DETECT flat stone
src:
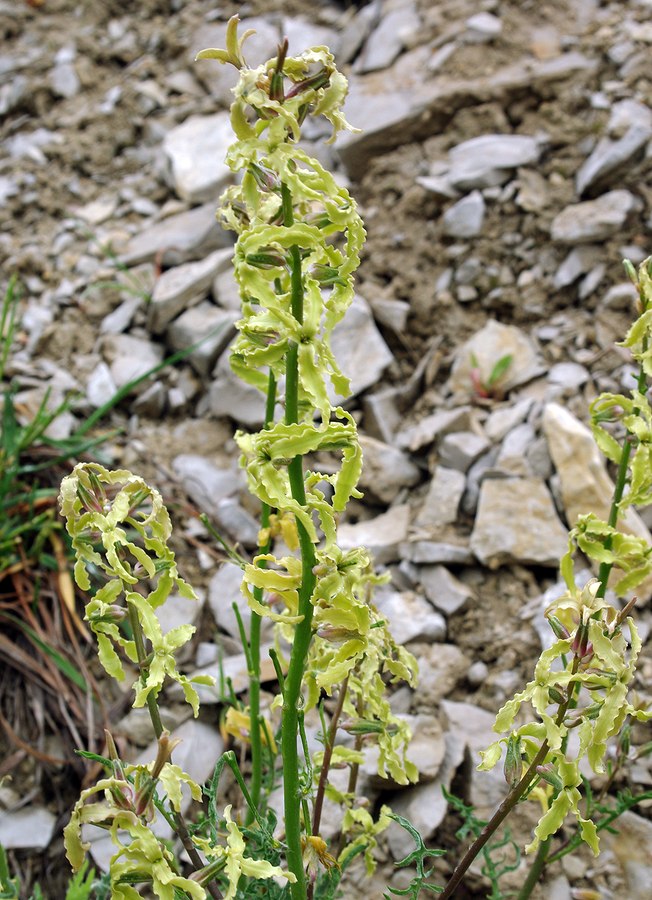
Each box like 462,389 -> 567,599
547,361 -> 589,389
282,17 -> 340,59
415,467 -> 466,528
166,303 -> 237,376
358,434 -> 420,504
163,113 -> 233,204
442,190 -> 486,238
355,3 -> 421,73
86,361 -> 117,408
485,398 -> 534,442
74,196 -> 118,225
209,358 -> 267,427
50,61 -> 80,98
100,296 -> 143,335
330,294 -> 394,399
551,190 -> 640,244
337,53 -> 595,179
101,333 -> 163,389
448,320 -> 543,399
120,203 -> 232,268
369,296 -> 410,332
495,423 -> 536,476
577,100 -> 652,195
400,540 -> 474,565
447,134 -> 543,191
412,641 -> 470,707
149,248 -> 232,333
156,590 -> 203,634
397,406 -> 472,452
554,245 -> 602,289
0,806 -> 56,849
470,477 -> 568,568
464,12 -> 502,43
419,565 -> 473,616
172,454 -> 238,513
132,380 -> 167,418
375,587 -> 446,644
601,811 -> 652,899
338,504 -> 410,565
438,430 -> 490,472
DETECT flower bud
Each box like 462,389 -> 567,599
536,763 -> 563,793
623,258 -> 638,287
547,615 -> 570,641
503,734 -> 522,788
246,251 -> 288,270
310,264 -> 346,287
571,621 -> 591,659
548,686 -> 566,705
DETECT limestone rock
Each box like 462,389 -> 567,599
101,333 -> 163,389
172,454 -> 238,514
355,3 -> 421,73
166,303 -> 237,376
448,320 -> 544,398
438,430 -> 490,472
601,811 -> 652,899
470,477 -> 568,567
121,203 -> 231,267
338,504 -> 410,565
0,805 -> 56,850
208,563 -> 272,642
442,190 -> 486,238
415,467 -> 466,529
162,113 -> 233,204
397,406 -> 473,452
374,587 -> 446,644
577,100 -> 652,195
464,12 -> 502,43
148,248 -> 232,333
447,134 -> 542,190
551,190 -> 640,244
358,434 -> 420,504
330,295 -> 394,399
400,540 -> 474,565
419,565 -> 473,616
412,642 -> 470,706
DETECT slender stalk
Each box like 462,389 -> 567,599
247,370 -> 277,824
517,836 -> 550,900
440,658 -> 580,900
280,182 -> 318,899
312,677 -> 349,836
127,602 -> 223,899
596,346 -> 647,597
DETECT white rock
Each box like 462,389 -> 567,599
554,245 -> 602,289
470,477 -> 568,567
209,562 -> 271,641
397,406 -> 473,452
358,434 -> 420,504
601,811 -> 652,899
464,12 -> 502,43
576,99 -> 652,195
442,190 -> 486,238
495,423 -> 536,476
166,303 -> 237,376
156,590 -> 203,634
551,190 -> 640,244
356,4 -> 421,73
121,203 -> 231,267
413,642 -> 470,705
330,294 -> 394,399
50,61 -> 80,98
447,134 -> 542,190
100,296 -> 143,335
375,588 -> 446,644
338,504 -> 410,565
149,248 -> 232,333
415,467 -> 466,528
485,398 -> 534,442
209,361 -> 267,426
448,320 -> 544,398
163,113 -> 234,204
101,333 -> 163,389
86,361 -> 118,408
547,361 -> 589,389
439,430 -> 490,472
419,565 -> 473,616
400,540 -> 474,565
172,454 -> 238,513
368,296 -> 410,332
0,806 -> 56,849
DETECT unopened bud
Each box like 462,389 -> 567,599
548,686 -> 566,705
89,604 -> 128,624
618,723 -> 631,757
341,719 -> 397,736
503,734 -> 522,789
623,258 -> 638,287
547,615 -> 570,641
571,621 -> 591,659
248,162 -> 279,192
246,251 -> 288,270
285,67 -> 330,99
311,264 -> 346,287
536,763 -> 563,793
151,730 -> 181,779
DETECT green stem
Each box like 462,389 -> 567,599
516,837 -> 550,900
596,349 -> 647,597
247,370 -> 277,824
280,183 -> 317,899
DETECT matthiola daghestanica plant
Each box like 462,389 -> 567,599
57,17 -> 652,900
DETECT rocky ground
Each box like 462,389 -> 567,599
1,0 -> 652,896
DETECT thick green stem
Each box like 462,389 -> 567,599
517,837 -> 550,900
247,371 -> 277,824
280,184 -> 317,899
